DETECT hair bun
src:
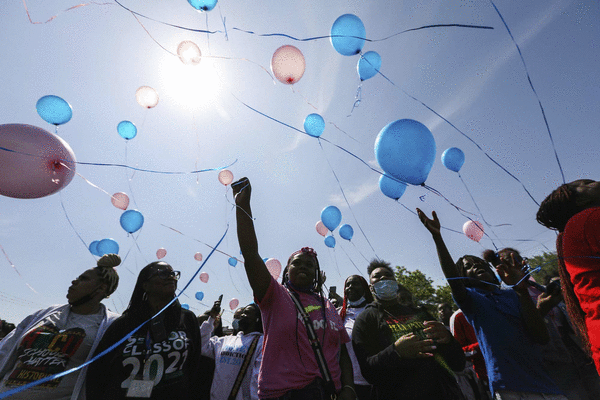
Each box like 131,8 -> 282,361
482,249 -> 498,263
97,253 -> 121,268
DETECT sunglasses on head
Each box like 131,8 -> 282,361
148,269 -> 181,281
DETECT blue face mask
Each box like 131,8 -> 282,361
231,319 -> 240,331
372,280 -> 399,301
348,296 -> 366,307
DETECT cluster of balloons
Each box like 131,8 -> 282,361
89,238 -> 119,256
120,209 -> 144,233
0,123 -> 76,199
375,119 -> 436,186
36,95 -> 73,126
318,206 -> 354,248
271,45 -> 305,85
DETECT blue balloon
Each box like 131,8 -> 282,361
89,240 -> 101,256
117,121 -> 137,140
181,303 -> 190,310
357,51 -> 381,81
120,210 -> 144,233
320,206 -> 342,231
187,0 -> 217,11
195,291 -> 204,301
324,236 -> 336,248
304,113 -> 325,138
330,14 -> 366,56
441,147 -> 465,173
228,257 -> 238,267
379,174 -> 407,200
97,238 -> 119,255
263,257 -> 269,263
339,224 -> 354,240
374,119 -> 436,185
36,95 -> 73,125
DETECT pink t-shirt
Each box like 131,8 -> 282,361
256,277 -> 349,399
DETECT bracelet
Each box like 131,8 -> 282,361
342,385 -> 356,396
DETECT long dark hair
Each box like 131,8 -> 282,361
339,275 -> 373,321
537,182 -> 592,356
455,255 -> 500,287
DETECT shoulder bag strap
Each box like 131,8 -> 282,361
227,334 -> 261,400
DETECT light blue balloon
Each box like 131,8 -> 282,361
320,206 -> 342,231
263,257 -> 269,262
357,51 -> 381,81
187,0 -> 217,11
120,210 -> 144,233
374,119 -> 436,185
441,147 -> 465,173
324,236 -> 336,248
195,291 -> 204,301
330,14 -> 366,56
379,174 -> 407,200
97,238 -> 119,255
36,95 -> 73,125
304,113 -> 325,138
181,303 -> 190,310
89,240 -> 101,256
339,224 -> 354,241
117,121 -> 137,140
228,257 -> 238,267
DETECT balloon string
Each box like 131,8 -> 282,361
159,223 -> 243,262
395,201 -> 464,236
0,224 -> 229,399
21,0 -> 112,24
339,242 -> 368,278
124,142 -> 139,209
0,290 -> 46,309
347,83 -> 362,116
489,0 -> 565,185
0,244 -> 38,294
317,139 -> 379,258
128,11 -> 176,56
59,190 -> 96,261
328,121 -> 362,144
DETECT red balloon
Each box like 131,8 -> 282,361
265,258 -> 282,279
111,192 -> 129,210
194,252 -> 203,262
229,298 -> 239,310
463,220 -> 484,242
156,248 -> 167,259
271,45 -> 306,85
315,221 -> 328,237
218,170 -> 234,186
199,272 -> 209,283
0,124 -> 76,199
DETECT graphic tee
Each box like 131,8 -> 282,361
0,309 -> 103,400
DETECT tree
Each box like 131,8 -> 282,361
394,266 -> 454,313
528,251 -> 559,285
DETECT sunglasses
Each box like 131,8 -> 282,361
147,269 -> 181,281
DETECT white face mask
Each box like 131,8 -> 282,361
372,280 -> 399,301
231,319 -> 240,331
347,296 -> 366,307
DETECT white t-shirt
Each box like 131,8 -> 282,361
0,308 -> 104,400
344,305 -> 369,386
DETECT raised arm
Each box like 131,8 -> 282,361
416,209 -> 468,303
231,177 -> 272,302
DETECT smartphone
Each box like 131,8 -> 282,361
218,294 -> 223,303
328,286 -> 337,299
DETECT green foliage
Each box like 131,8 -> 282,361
394,266 -> 454,312
528,251 -> 559,285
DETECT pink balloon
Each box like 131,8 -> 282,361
111,192 -> 129,210
463,220 -> 484,242
315,221 -> 328,237
265,258 -> 282,279
136,86 -> 159,109
229,298 -> 239,310
218,170 -> 234,186
199,272 -> 209,283
271,45 -> 306,85
0,124 -> 76,199
194,252 -> 203,262
156,248 -> 167,259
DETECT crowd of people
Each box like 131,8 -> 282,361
0,177 -> 599,400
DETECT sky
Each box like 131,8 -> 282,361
1,0 -> 599,326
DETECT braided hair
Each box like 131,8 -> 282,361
95,253 -> 120,297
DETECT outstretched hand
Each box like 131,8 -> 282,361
209,298 -> 222,319
495,252 -> 526,289
231,177 -> 251,206
416,208 -> 441,236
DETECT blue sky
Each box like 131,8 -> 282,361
1,0 -> 599,325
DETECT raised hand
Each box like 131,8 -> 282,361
416,208 -> 441,236
231,177 -> 251,206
